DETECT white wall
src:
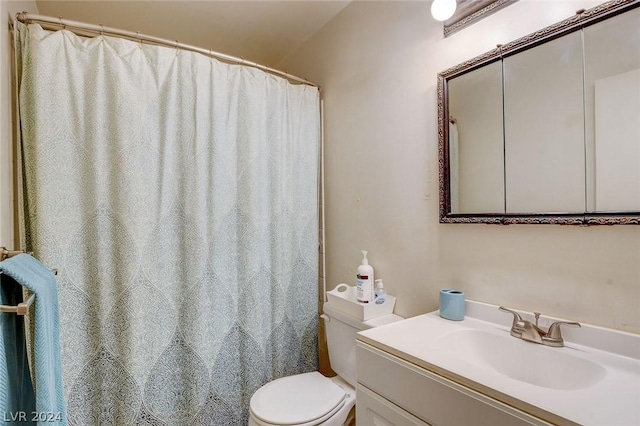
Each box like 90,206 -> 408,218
279,0 -> 640,333
0,0 -> 38,249
584,7 -> 640,212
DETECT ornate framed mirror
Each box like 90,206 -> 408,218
438,0 -> 640,225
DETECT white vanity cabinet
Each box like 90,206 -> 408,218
356,342 -> 552,426
354,301 -> 640,426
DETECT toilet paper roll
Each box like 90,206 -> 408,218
439,289 -> 465,321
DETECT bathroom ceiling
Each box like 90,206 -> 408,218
34,1 -> 351,66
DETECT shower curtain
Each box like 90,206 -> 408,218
15,22 -> 320,425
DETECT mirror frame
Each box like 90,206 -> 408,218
438,0 -> 640,225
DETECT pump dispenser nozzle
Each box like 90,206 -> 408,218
361,250 -> 369,265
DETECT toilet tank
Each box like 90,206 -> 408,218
322,302 -> 403,387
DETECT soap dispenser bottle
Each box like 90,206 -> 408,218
356,250 -> 374,303
374,279 -> 386,304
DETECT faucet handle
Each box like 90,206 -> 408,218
542,321 -> 581,347
498,307 -> 525,337
498,306 -> 523,326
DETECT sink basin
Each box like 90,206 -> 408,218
357,300 -> 640,425
437,329 -> 607,390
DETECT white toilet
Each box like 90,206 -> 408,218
248,302 -> 403,426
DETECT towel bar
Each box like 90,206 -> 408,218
0,246 -> 56,315
1,246 -> 33,260
0,247 -> 57,274
0,293 -> 35,315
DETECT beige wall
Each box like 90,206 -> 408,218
2,0 -> 638,334
0,0 -> 38,249
279,0 -> 640,334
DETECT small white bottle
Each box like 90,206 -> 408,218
374,279 -> 386,304
356,250 -> 374,304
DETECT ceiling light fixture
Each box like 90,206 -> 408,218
431,0 -> 457,21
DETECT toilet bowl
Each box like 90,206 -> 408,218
248,302 -> 403,426
248,372 -> 355,426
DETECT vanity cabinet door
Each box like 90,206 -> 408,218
356,385 -> 431,426
356,342 -> 553,426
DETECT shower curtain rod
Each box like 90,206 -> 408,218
14,12 -> 320,89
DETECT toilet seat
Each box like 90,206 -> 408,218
250,372 -> 347,425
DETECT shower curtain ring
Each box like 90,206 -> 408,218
137,31 -> 142,47
58,16 -> 65,30
100,24 -> 104,36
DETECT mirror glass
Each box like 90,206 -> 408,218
503,31 -> 586,214
448,61 -> 504,214
438,1 -> 640,224
583,6 -> 640,213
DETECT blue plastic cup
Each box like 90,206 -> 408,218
439,289 -> 465,321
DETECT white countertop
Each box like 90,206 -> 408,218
357,300 -> 640,426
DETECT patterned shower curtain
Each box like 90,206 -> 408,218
15,22 -> 319,425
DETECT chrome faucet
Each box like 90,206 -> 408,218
499,306 -> 581,347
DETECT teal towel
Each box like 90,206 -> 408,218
1,274 -> 36,425
0,255 -> 67,426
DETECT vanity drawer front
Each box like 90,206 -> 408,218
356,385 -> 431,426
356,342 -> 551,426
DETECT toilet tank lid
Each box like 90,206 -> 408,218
323,302 -> 403,330
365,312 -> 405,327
